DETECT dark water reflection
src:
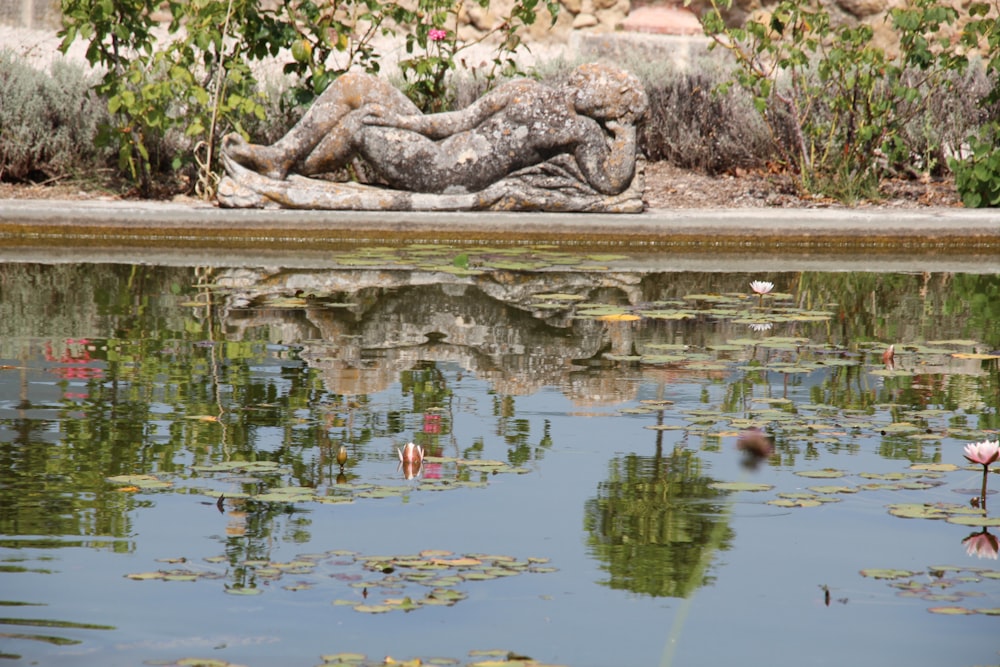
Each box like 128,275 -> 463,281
0,260 -> 998,666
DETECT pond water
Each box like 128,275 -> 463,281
1,247 -> 999,667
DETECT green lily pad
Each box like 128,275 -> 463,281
860,569 -> 917,580
909,463 -> 959,472
768,498 -> 823,508
809,485 -> 857,494
354,604 -> 393,613
927,606 -> 975,615
224,587 -> 262,596
795,469 -> 846,479
708,482 -> 774,492
887,503 -> 975,520
320,652 -> 367,663
105,474 -> 173,489
945,515 -> 1000,527
926,339 -> 979,346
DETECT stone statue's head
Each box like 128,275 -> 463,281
567,63 -> 649,125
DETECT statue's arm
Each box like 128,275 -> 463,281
364,81 -> 533,139
573,120 -> 638,196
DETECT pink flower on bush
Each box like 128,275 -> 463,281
963,439 -> 1000,466
428,28 -> 447,41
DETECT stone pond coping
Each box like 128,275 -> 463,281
0,199 -> 997,273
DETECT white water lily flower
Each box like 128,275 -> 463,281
749,280 -> 774,296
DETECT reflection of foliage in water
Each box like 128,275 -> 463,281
0,263 -> 996,571
583,447 -> 733,598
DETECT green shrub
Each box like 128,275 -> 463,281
0,51 -> 111,182
950,2 -> 1000,206
59,0 -> 560,197
950,127 -> 1000,207
532,54 -> 777,175
700,0 -> 968,202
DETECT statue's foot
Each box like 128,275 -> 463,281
222,133 -> 290,181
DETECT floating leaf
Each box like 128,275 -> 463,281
223,587 -> 262,596
354,604 -> 393,613
860,569 -> 916,580
320,652 -> 366,663
708,482 -> 774,492
809,485 -> 857,494
945,515 -> 1000,527
927,606 -> 974,615
879,423 -> 922,434
768,498 -> 822,508
795,469 -> 846,479
105,474 -> 172,489
887,503 -> 977,520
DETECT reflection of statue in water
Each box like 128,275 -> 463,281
218,63 -> 649,212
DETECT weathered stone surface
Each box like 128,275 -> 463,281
834,0 -> 888,18
219,64 -> 648,213
218,153 -> 646,212
619,5 -> 704,35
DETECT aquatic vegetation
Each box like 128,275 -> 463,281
860,563 -> 1000,616
963,439 -> 1000,508
125,549 -> 556,615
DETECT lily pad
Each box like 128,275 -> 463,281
708,482 -> 774,492
354,604 -> 393,613
320,652 -> 367,663
909,463 -> 959,472
887,503 -> 977,520
794,469 -> 846,479
945,515 -> 1000,527
860,569 -> 917,580
768,498 -> 822,508
927,606 -> 974,615
105,474 -> 172,489
809,485 -> 857,494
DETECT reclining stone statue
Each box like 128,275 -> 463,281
217,63 -> 648,212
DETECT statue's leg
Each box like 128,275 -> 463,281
297,108 -> 367,176
297,85 -> 423,177
223,73 -> 418,180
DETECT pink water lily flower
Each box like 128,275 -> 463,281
749,280 -> 774,296
963,530 -> 999,560
398,442 -> 424,464
963,439 -> 1000,466
428,28 -> 447,41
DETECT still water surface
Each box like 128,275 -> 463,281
1,251 -> 998,667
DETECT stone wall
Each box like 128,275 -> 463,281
5,0 -> 982,56
0,0 -> 61,29
686,0 -> 979,55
